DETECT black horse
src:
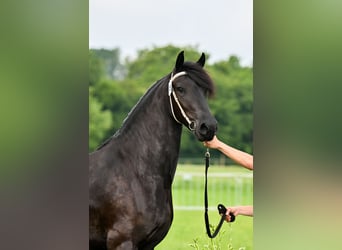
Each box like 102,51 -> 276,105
89,51 -> 217,250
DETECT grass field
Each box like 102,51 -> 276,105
156,210 -> 253,250
156,165 -> 253,250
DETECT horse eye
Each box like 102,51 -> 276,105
176,87 -> 185,94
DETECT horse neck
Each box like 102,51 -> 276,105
116,79 -> 182,177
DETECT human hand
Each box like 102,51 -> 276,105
203,135 -> 220,149
225,207 -> 238,222
225,205 -> 253,222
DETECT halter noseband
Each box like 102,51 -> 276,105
168,71 -> 196,131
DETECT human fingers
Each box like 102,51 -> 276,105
225,208 -> 232,222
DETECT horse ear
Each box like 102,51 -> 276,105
175,51 -> 184,72
197,53 -> 205,67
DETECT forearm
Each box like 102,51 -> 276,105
231,205 -> 253,217
217,141 -> 253,170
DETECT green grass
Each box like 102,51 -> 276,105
156,164 -> 253,249
156,210 -> 253,250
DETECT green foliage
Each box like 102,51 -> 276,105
90,48 -> 126,80
89,87 -> 113,151
89,45 -> 253,157
207,61 -> 253,154
91,79 -> 144,141
126,45 -> 207,85
89,50 -> 104,86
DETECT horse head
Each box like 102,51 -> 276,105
168,51 -> 217,141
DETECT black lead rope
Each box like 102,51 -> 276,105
204,148 -> 235,238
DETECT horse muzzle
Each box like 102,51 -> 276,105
194,119 -> 217,142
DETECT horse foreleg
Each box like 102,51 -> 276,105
109,240 -> 136,250
106,229 -> 137,250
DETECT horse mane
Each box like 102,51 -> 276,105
175,61 -> 215,98
94,76 -> 168,151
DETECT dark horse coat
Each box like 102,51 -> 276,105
89,51 -> 217,250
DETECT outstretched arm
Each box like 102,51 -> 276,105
204,135 -> 253,170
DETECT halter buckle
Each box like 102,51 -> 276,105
189,121 -> 196,131
205,148 -> 210,158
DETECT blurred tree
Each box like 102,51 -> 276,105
126,45 -> 207,85
91,48 -> 126,80
89,87 -> 113,151
89,50 -> 104,86
208,58 -> 253,154
91,79 -> 143,140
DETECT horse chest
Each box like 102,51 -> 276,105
123,176 -> 173,248
130,174 -> 173,210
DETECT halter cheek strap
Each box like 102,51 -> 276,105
168,71 -> 196,131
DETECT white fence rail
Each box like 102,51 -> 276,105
172,172 -> 253,211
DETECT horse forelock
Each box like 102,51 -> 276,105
176,62 -> 215,98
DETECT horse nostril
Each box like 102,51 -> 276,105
198,121 -> 217,141
199,123 -> 209,135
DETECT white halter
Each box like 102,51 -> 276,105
168,71 -> 196,131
